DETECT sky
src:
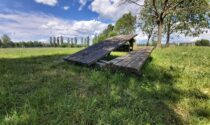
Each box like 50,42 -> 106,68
0,0 -> 209,43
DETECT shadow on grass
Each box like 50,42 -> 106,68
0,54 -> 209,124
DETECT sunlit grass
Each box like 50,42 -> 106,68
0,47 -> 209,125
0,48 -> 82,58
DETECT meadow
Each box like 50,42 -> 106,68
0,47 -> 209,125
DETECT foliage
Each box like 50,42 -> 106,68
103,24 -> 115,36
92,24 -> 116,44
92,34 -> 106,44
0,34 -> 89,48
93,13 -> 136,44
15,41 -> 50,47
195,39 -> 210,46
1,34 -> 11,45
0,34 -> 14,47
114,12 -> 136,35
126,0 -> 209,48
139,8 -> 156,46
151,40 -> 158,46
0,47 -> 209,124
0,39 -> 2,47
108,31 -> 118,37
171,0 -> 209,41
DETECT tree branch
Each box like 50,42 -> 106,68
152,0 -> 159,17
119,0 -> 144,7
163,0 -> 169,11
163,0 -> 184,18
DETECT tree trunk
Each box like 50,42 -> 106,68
166,31 -> 171,47
166,19 -> 171,47
147,35 -> 151,46
157,20 -> 163,48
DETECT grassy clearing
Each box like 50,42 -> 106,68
0,47 -> 209,125
0,48 -> 82,58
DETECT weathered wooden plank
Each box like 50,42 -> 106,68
109,55 -> 128,65
84,40 -> 129,65
113,50 -> 143,67
126,52 -> 150,68
126,55 -> 148,70
64,34 -> 137,65
82,49 -> 107,65
108,47 -> 154,74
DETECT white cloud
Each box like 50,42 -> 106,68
63,6 -> 70,10
79,0 -> 87,11
34,0 -> 58,6
90,0 -> 144,20
0,11 -> 107,42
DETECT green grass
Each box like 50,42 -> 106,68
0,47 -> 209,125
0,48 -> 82,58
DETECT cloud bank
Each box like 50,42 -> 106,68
90,0 -> 144,20
0,11 -> 107,41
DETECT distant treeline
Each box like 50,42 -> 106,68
0,34 -> 90,48
137,39 -> 210,47
49,36 -> 90,47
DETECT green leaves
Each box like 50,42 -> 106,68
93,13 -> 136,44
114,13 -> 136,35
139,0 -> 209,46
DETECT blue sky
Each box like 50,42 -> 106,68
0,0 -> 125,41
0,0 -> 209,43
0,0 -> 98,21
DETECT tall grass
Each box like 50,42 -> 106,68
0,47 -> 209,125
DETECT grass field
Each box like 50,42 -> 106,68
0,47 -> 209,125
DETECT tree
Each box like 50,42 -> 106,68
93,13 -> 136,44
67,38 -> 70,44
114,12 -> 136,35
92,34 -> 107,44
141,0 -> 185,48
122,0 -> 209,48
57,37 -> 60,46
140,10 -> 156,46
0,39 -> 2,47
60,36 -> 64,45
86,36 -> 90,46
71,38 -> 74,45
74,37 -> 77,45
81,37 -> 84,45
92,24 -> 116,44
103,24 -> 115,36
49,37 -> 53,46
164,1 -> 209,47
53,37 -> 57,46
1,34 -> 11,47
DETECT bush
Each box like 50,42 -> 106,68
195,39 -> 210,46
92,34 -> 107,44
60,44 -> 69,48
151,41 -> 157,46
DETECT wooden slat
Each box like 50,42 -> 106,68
64,34 -> 137,65
109,47 -> 154,74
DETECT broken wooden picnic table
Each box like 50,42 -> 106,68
64,34 -> 137,66
64,34 -> 154,75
